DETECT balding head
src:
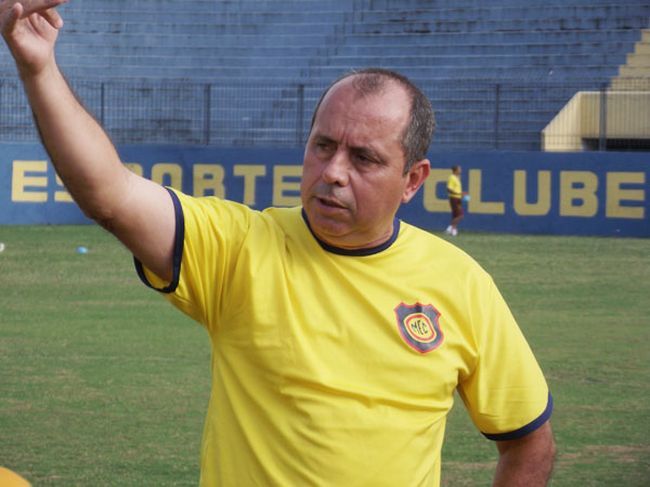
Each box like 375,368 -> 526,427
310,68 -> 436,172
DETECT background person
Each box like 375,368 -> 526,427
445,164 -> 466,236
1,1 -> 556,485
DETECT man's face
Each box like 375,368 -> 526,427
301,77 -> 428,249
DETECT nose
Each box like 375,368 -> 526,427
321,149 -> 350,186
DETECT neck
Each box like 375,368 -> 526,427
301,210 -> 400,256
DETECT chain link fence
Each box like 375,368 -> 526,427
1,77 -> 648,151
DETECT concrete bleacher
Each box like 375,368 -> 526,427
0,0 -> 648,150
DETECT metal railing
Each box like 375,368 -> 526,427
1,77 -> 648,151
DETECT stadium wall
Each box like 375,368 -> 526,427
1,143 -> 648,237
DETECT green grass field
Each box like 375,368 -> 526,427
1,225 -> 648,486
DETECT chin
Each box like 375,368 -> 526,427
306,209 -> 351,240
312,215 -> 349,236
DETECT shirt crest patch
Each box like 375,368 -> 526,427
394,302 -> 444,354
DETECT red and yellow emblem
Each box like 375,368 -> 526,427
394,302 -> 444,353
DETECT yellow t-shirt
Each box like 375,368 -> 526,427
447,174 -> 462,199
137,189 -> 552,487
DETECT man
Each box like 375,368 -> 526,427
1,1 -> 556,485
445,164 -> 465,236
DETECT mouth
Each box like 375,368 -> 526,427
316,196 -> 347,210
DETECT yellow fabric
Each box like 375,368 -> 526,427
0,467 -> 31,487
141,189 -> 550,487
447,174 -> 462,199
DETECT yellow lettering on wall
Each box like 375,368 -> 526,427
54,174 -> 73,202
11,160 -> 48,202
560,171 -> 598,217
273,165 -> 302,207
234,164 -> 266,206
152,163 -> 183,189
422,169 -> 450,212
513,170 -> 551,216
193,164 -> 225,198
606,172 -> 645,219
124,163 -> 144,177
468,169 -> 505,214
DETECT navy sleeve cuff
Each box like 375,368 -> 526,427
483,392 -> 554,441
134,187 -> 185,294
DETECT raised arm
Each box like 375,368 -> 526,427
493,421 -> 556,487
1,0 -> 175,281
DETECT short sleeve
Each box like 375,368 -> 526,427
134,188 -> 254,331
457,277 -> 552,440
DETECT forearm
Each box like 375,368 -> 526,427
21,60 -> 131,223
4,1 -> 175,280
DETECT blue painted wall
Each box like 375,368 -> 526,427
2,143 -> 648,237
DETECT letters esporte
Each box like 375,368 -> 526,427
11,158 -> 646,221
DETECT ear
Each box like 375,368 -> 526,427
401,159 -> 431,203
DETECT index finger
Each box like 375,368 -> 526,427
3,0 -> 68,18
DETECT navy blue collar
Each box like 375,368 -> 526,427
301,208 -> 400,256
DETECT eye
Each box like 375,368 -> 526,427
313,138 -> 333,153
353,151 -> 376,166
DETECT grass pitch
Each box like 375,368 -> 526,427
0,225 -> 648,486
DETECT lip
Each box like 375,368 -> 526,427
313,196 -> 350,216
317,196 -> 346,209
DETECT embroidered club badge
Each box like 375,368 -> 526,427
394,302 -> 444,353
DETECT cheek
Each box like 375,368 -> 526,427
300,157 -> 318,192
355,177 -> 406,214
352,180 -> 385,211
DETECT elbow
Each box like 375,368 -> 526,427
546,433 -> 558,471
82,201 -> 125,234
494,421 -> 557,485
79,203 -> 118,232
78,174 -> 133,231
93,213 -> 119,233
539,420 -> 557,467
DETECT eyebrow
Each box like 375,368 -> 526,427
350,145 -> 385,164
312,133 -> 386,165
313,134 -> 335,144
